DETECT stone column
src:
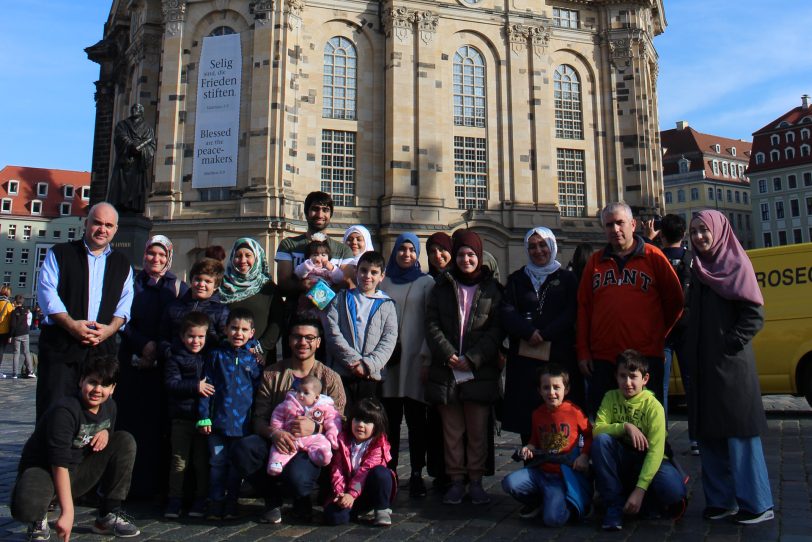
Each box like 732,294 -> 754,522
150,0 -> 188,219
504,23 -> 536,206
413,10 -> 443,207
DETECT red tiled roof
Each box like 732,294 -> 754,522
748,104 -> 812,173
0,165 -> 91,219
752,106 -> 812,135
660,126 -> 751,183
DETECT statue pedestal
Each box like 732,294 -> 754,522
112,215 -> 153,268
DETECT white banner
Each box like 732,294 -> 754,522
192,33 -> 242,188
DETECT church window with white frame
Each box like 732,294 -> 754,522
323,37 -> 357,120
554,65 -> 582,139
453,46 -> 486,128
320,130 -> 356,207
556,148 -> 586,217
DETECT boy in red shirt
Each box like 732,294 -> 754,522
501,364 -> 592,526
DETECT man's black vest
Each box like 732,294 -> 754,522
41,240 -> 131,356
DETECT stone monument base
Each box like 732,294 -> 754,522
112,215 -> 153,268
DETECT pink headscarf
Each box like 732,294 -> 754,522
691,210 -> 763,306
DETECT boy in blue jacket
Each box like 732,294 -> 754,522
198,308 -> 262,519
164,311 -> 214,519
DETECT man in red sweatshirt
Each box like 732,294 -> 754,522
576,202 -> 683,417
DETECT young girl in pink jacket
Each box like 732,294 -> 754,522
323,398 -> 397,527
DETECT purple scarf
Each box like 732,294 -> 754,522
691,210 -> 763,306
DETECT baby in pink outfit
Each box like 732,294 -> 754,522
267,375 -> 341,475
294,234 -> 345,286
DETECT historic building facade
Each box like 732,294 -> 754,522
88,0 -> 667,277
660,121 -> 753,248
749,95 -> 812,248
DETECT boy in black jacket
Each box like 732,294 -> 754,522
164,311 -> 214,518
11,355 -> 139,540
9,295 -> 35,378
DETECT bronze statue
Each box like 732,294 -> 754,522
107,103 -> 156,214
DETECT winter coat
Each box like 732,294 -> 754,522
424,270 -> 505,405
500,268 -> 578,434
226,281 -> 285,361
9,306 -> 31,337
328,432 -> 397,501
380,275 -> 435,401
325,289 -> 398,381
683,276 -> 767,439
164,338 -> 206,420
271,391 -> 341,448
198,340 -> 263,437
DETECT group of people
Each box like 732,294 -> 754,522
8,192 -> 774,540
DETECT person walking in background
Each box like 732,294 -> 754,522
684,210 -> 774,525
9,296 -> 34,378
566,243 -> 593,285
0,286 -> 15,377
500,227 -> 580,443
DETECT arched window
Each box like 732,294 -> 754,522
677,189 -> 685,202
786,147 -> 795,159
665,191 -> 672,204
554,65 -> 582,139
801,144 -> 811,157
209,26 -> 236,36
453,46 -> 486,127
771,134 -> 780,146
801,128 -> 810,140
755,152 -> 765,164
323,37 -> 357,120
786,131 -> 795,143
770,149 -> 780,162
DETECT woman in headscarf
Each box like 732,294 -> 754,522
116,235 -> 189,498
380,233 -> 437,497
219,237 -> 284,363
425,230 -> 504,506
342,225 -> 374,263
499,227 -> 580,443
683,210 -> 773,525
426,232 -> 453,278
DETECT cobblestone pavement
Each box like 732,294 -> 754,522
1,349 -> 811,540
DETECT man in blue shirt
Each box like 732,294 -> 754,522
36,202 -> 134,419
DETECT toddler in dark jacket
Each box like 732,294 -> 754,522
163,311 -> 213,519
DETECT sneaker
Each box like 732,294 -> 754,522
27,373 -> 37,379
11,375 -> 18,379
224,500 -> 240,520
188,497 -> 207,518
602,507 -> 623,531
518,504 -> 541,519
703,506 -> 739,520
409,474 -> 427,498
27,518 -> 50,541
164,497 -> 183,519
690,441 -> 700,456
357,509 -> 375,522
92,511 -> 141,537
468,479 -> 491,505
373,508 -> 392,527
442,481 -> 465,505
731,509 -> 774,525
206,500 -> 225,520
259,505 -> 282,524
0,373 -> 6,379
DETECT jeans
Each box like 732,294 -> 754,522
208,432 -> 242,502
699,436 -> 773,514
230,435 -> 321,510
12,335 -> 34,376
501,468 -> 570,526
11,431 -> 136,522
591,433 -> 686,514
322,466 -> 393,525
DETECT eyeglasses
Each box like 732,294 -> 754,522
290,334 -> 319,343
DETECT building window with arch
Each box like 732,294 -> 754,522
691,187 -> 699,200
554,65 -> 582,139
454,136 -> 488,210
453,46 -> 486,128
731,147 -> 737,156
770,149 -> 780,162
743,192 -> 749,204
556,148 -> 586,217
209,26 -> 236,36
786,131 -> 795,143
320,130 -> 356,207
801,144 -> 811,157
708,187 -> 714,200
802,128 -> 811,140
722,162 -> 729,176
711,160 -> 719,175
755,152 -> 765,164
323,37 -> 357,120
714,144 -> 721,153
678,156 -> 690,174
677,189 -> 685,202
770,134 -> 780,145
786,147 -> 795,159
665,191 -> 672,204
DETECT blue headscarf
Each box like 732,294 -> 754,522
385,233 -> 425,284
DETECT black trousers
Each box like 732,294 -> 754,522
11,431 -> 136,522
382,397 -> 431,472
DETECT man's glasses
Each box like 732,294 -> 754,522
291,334 -> 319,343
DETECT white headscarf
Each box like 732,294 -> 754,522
523,227 -> 561,291
342,225 -> 374,264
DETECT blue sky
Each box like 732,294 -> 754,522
1,1 -> 811,171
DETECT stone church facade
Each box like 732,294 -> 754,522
88,0 -> 666,277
